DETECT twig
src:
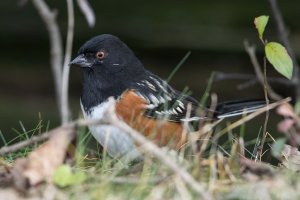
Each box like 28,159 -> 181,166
107,176 -> 168,185
268,0 -> 300,103
257,57 -> 270,161
61,0 -> 75,124
0,119 -> 100,155
214,72 -> 292,86
237,79 -> 258,90
268,0 -> 299,85
31,0 -> 63,110
244,41 -> 282,101
0,130 -> 52,155
76,0 -> 96,27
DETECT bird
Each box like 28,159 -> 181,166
70,34 -> 265,161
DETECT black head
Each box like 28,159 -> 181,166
70,34 -> 146,111
70,34 -> 145,74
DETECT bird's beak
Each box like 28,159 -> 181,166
69,54 -> 92,68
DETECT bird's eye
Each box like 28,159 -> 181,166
96,51 -> 105,59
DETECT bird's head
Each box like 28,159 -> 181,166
70,34 -> 145,79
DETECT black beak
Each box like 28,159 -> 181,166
69,54 -> 92,68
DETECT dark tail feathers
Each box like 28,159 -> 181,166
214,100 -> 266,119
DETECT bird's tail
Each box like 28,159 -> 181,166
214,100 -> 266,119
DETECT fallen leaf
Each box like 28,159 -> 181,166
281,144 -> 300,171
276,103 -> 296,118
240,158 -> 274,180
0,159 -> 13,187
277,119 -> 294,133
12,126 -> 76,191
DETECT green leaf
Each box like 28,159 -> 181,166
53,165 -> 73,187
265,42 -> 293,79
53,164 -> 86,187
254,15 -> 269,42
271,137 -> 286,158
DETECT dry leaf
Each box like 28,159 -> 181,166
281,144 -> 300,171
0,159 -> 13,187
276,103 -> 297,134
277,118 -> 295,133
240,158 -> 274,180
12,126 -> 75,191
276,103 -> 296,118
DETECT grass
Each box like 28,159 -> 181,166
2,115 -> 300,200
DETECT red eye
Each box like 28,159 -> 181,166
96,51 -> 105,59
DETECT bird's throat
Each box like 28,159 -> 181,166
81,70 -> 127,113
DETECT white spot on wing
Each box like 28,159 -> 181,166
176,106 -> 183,113
149,76 -> 168,93
142,80 -> 157,91
181,117 -> 203,122
149,94 -> 159,104
172,108 -> 178,115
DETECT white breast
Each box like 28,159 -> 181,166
80,100 -> 141,162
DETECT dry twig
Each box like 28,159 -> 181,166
268,0 -> 299,84
244,41 -> 282,101
61,0 -> 75,124
31,0 -> 63,110
214,72 -> 291,87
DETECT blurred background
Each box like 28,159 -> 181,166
0,0 -> 299,146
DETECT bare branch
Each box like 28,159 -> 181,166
32,0 -> 63,110
268,0 -> 299,99
257,57 -> 270,161
76,0 -> 96,27
0,131 -> 51,156
244,41 -> 282,101
214,72 -> 292,86
61,0 -> 75,124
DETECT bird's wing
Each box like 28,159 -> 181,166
131,72 -> 206,122
131,71 -> 266,123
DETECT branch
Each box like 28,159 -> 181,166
268,0 -> 300,98
0,118 -> 102,156
76,0 -> 95,27
244,41 -> 282,101
0,131 -> 51,156
61,0 -> 75,124
214,72 -> 291,86
32,0 -> 63,110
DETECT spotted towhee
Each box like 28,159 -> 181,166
70,34 -> 265,161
